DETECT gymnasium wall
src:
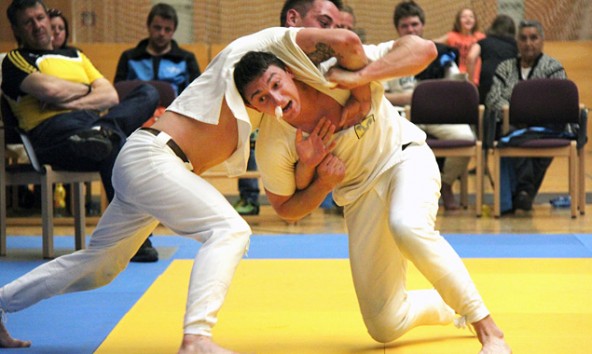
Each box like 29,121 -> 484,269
1,0 -> 591,44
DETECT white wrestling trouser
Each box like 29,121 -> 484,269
344,143 -> 489,343
0,129 -> 251,336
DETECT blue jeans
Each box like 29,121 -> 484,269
499,158 -> 516,213
28,83 -> 159,201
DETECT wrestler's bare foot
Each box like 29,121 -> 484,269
178,334 -> 239,354
441,183 -> 460,210
0,320 -> 31,348
472,315 -> 511,354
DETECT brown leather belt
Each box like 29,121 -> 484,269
141,127 -> 189,163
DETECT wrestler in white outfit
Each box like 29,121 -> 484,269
0,27 -> 305,339
253,32 -> 489,342
0,26 -> 489,346
0,128 -> 251,336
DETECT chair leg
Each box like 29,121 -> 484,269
493,150 -> 501,218
475,147 -> 483,217
73,182 -> 86,250
459,170 -> 469,208
100,184 -> 108,213
578,149 -> 586,215
569,145 -> 577,218
41,177 -> 55,259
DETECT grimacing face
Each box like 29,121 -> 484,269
243,65 -> 301,120
13,3 -> 53,50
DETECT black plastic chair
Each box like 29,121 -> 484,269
114,80 -> 177,107
406,79 -> 485,216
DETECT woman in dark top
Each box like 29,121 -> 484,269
467,14 -> 518,103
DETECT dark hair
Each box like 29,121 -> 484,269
147,3 -> 178,30
452,7 -> 479,33
339,4 -> 355,30
280,0 -> 343,27
393,0 -> 425,28
341,4 -> 354,17
519,19 -> 544,39
48,8 -> 69,48
487,14 -> 515,38
7,0 -> 47,26
234,51 -> 288,103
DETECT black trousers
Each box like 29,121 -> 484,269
513,157 -> 553,198
28,84 -> 159,201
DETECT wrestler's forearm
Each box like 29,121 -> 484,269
295,162 -> 316,190
296,28 -> 367,70
360,35 -> 437,82
267,180 -> 333,222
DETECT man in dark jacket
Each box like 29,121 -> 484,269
114,3 -> 201,96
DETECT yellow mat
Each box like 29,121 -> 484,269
96,258 -> 592,354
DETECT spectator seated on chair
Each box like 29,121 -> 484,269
114,3 -> 201,96
485,19 -> 568,214
2,1 -> 160,258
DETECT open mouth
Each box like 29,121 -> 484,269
283,101 -> 293,114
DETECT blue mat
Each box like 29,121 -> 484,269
6,233 -> 592,260
1,233 -> 591,353
172,233 -> 592,259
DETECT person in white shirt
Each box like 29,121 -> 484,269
232,30 -> 510,353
